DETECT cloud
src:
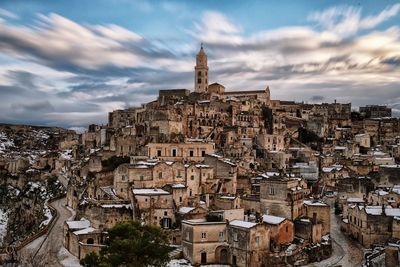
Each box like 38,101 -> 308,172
0,8 -> 18,20
0,4 -> 399,128
0,13 -> 187,74
191,11 -> 243,45
308,3 -> 400,38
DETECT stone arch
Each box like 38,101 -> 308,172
215,245 -> 230,264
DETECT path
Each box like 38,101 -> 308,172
18,174 -> 81,267
306,197 -> 363,267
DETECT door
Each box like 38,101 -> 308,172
201,252 -> 207,264
232,255 -> 237,266
220,249 -> 228,264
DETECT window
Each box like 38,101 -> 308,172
157,150 -> 162,157
201,232 -> 207,239
269,187 -> 275,195
255,236 -> 260,247
234,232 -> 238,242
219,231 -> 224,240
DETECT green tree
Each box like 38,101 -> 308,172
80,220 -> 172,267
80,252 -> 100,267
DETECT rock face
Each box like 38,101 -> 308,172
0,124 -> 69,247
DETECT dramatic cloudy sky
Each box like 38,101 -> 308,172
0,0 -> 400,129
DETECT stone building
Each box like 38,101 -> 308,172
260,176 -> 308,220
146,141 -> 215,162
181,219 -> 228,265
131,188 -> 175,229
64,218 -> 105,260
194,44 -> 209,93
360,105 -> 392,119
345,205 -> 400,247
228,220 -> 270,267
262,214 -> 294,251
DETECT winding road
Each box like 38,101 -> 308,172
18,175 -> 81,267
306,198 -> 364,267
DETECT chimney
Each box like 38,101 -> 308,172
312,212 -> 317,224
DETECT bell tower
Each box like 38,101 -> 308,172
194,43 -> 209,93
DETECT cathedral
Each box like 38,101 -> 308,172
193,44 -> 271,105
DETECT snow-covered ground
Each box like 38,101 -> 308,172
40,205 -> 53,228
168,259 -> 229,267
0,132 -> 15,154
58,246 -> 82,267
0,209 -> 8,246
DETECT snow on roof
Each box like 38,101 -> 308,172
100,204 -> 131,209
179,207 -> 195,214
219,196 -> 236,200
322,167 -> 334,173
229,220 -> 257,229
132,188 -> 170,195
66,218 -> 90,230
222,160 -> 236,166
195,164 -> 210,168
73,227 -> 97,235
380,164 -> 400,168
303,200 -> 329,207
385,208 -> 400,217
372,151 -> 386,156
171,183 -> 186,189
208,153 -> 222,158
376,190 -> 389,196
100,186 -> 119,199
363,206 -> 400,217
262,214 -> 285,225
347,198 -> 365,203
186,138 -> 205,142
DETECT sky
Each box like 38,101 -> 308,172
0,0 -> 400,129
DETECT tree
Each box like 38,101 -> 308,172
80,220 -> 172,267
80,252 -> 100,267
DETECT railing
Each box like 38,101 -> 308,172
0,193 -> 66,262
